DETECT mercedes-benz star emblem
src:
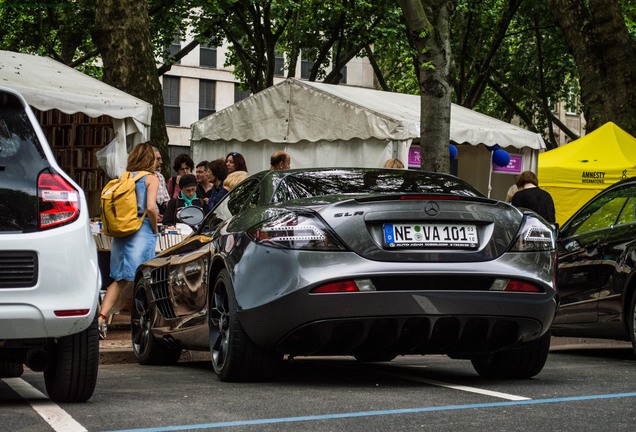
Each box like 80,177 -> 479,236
424,201 -> 440,216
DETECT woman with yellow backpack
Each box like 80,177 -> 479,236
98,142 -> 159,339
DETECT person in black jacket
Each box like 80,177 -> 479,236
163,174 -> 204,226
511,170 -> 556,223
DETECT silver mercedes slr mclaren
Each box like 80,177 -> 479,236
133,168 -> 557,381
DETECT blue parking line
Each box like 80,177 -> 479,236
104,392 -> 636,432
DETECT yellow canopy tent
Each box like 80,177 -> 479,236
538,122 -> 636,225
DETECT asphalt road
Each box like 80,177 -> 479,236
1,337 -> 635,432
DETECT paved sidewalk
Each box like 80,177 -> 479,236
99,313 -> 135,365
99,313 -> 210,365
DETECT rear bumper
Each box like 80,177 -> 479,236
0,217 -> 100,340
240,288 -> 556,355
234,246 -> 557,354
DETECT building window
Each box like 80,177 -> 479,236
200,45 -> 217,68
274,49 -> 285,77
565,90 -> 578,115
339,65 -> 347,84
234,84 -> 251,103
163,76 -> 180,125
199,80 -> 216,119
301,54 -> 314,79
165,35 -> 181,65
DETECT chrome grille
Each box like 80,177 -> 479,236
150,266 -> 176,319
0,251 -> 38,288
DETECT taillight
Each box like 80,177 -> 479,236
38,172 -> 80,229
311,281 -> 359,293
310,279 -> 376,294
510,215 -> 555,252
248,212 -> 345,250
54,309 -> 90,317
490,278 -> 543,293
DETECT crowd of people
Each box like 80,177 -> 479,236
154,150 -> 291,228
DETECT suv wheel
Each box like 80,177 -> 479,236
44,317 -> 99,403
0,360 -> 24,378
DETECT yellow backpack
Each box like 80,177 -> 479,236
100,171 -> 150,238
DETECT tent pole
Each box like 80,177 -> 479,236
488,152 -> 493,198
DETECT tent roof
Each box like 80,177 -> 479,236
0,50 -> 152,126
538,122 -> 636,225
539,122 -> 636,172
191,78 -> 545,151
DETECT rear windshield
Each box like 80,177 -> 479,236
0,91 -> 49,232
273,169 -> 484,202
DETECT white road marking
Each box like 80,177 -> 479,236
2,378 -> 88,432
387,373 -> 531,400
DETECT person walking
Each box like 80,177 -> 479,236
98,142 -> 159,339
511,170 -> 556,223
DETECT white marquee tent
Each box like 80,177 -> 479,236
0,50 -> 153,177
191,78 -> 546,198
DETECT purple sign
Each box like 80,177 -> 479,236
493,154 -> 523,174
408,145 -> 421,168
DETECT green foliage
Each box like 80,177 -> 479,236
451,0 -> 577,136
621,0 -> 636,35
0,0 -> 629,144
198,0 -> 400,92
0,0 -> 98,74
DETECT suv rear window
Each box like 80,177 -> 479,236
0,91 -> 49,232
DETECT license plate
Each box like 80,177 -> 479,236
383,223 -> 478,248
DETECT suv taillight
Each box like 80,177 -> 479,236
38,172 -> 80,229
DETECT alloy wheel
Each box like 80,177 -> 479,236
210,283 -> 230,370
132,288 -> 151,356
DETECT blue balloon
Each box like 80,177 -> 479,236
449,144 -> 458,160
492,149 -> 510,167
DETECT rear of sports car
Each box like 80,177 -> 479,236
0,87 -> 100,402
231,170 -> 557,379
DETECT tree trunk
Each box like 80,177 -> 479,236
547,0 -> 636,135
398,0 -> 455,173
93,0 -> 169,162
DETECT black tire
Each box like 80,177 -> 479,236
471,332 -> 551,379
131,280 -> 182,365
43,317 -> 99,403
628,294 -> 636,357
209,269 -> 282,382
0,360 -> 24,378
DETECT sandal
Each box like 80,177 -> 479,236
98,314 -> 108,340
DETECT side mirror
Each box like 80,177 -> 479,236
176,206 -> 205,226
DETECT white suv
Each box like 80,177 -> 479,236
0,86 -> 100,402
